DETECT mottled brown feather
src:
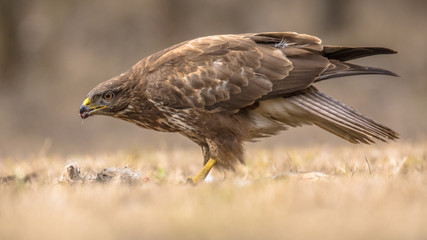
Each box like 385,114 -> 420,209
83,32 -> 399,170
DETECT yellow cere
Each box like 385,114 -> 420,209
83,98 -> 90,106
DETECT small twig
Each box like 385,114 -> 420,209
393,157 -> 407,175
364,156 -> 372,175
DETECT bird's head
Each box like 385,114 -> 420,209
80,74 -> 136,119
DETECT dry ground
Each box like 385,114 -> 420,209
0,141 -> 426,240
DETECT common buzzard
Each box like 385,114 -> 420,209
80,32 -> 398,183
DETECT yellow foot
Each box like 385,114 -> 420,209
186,158 -> 216,185
186,177 -> 197,184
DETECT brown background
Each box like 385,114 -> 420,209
0,0 -> 426,156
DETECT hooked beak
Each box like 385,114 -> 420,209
79,98 -> 106,119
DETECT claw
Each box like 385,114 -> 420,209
186,177 -> 196,185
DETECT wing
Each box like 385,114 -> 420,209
143,32 -> 329,112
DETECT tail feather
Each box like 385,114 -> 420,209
250,87 -> 399,144
291,88 -> 398,143
288,87 -> 399,143
312,91 -> 394,139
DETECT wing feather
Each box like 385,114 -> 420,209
144,32 -> 326,111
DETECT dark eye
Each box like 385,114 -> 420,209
103,91 -> 114,100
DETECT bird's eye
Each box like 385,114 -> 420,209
103,92 -> 114,100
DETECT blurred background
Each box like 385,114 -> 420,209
0,0 -> 426,157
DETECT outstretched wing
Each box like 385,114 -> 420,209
143,32 -> 329,112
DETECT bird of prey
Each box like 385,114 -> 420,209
80,32 -> 398,183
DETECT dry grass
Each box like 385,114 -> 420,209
0,141 -> 426,240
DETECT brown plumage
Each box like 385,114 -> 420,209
80,32 -> 398,179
